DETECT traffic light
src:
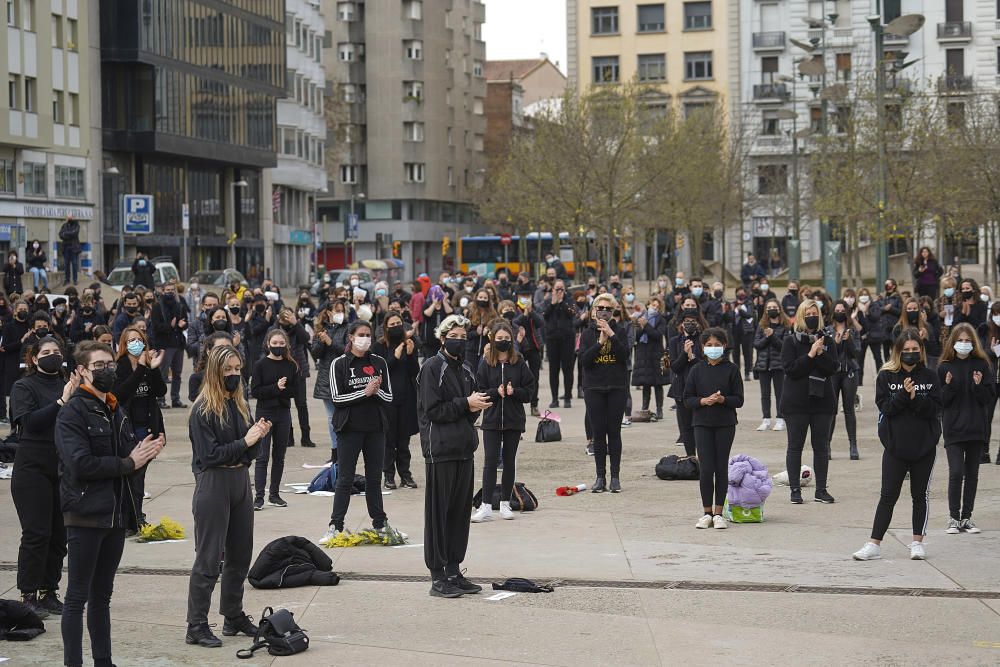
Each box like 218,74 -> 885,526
442,236 -> 450,256
392,240 -> 401,258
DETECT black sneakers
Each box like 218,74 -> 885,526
790,488 -> 803,504
562,398 -> 571,409
814,489 -> 836,504
449,574 -> 483,594
592,477 -> 607,493
37,590 -> 64,615
19,592 -> 50,620
253,497 -> 264,511
429,579 -> 465,598
172,400 -> 188,409
384,476 -> 397,490
267,494 -> 288,508
609,478 -> 622,493
222,613 -> 258,637
185,622 -> 222,648
400,476 -> 418,489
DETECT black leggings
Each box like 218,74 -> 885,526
860,341 -> 883,386
675,400 -> 695,456
62,526 -> 126,667
292,374 -> 310,434
641,385 -> 664,412
757,370 -> 784,419
694,425 -> 735,509
254,408 -> 291,499
482,430 -> 520,502
829,371 -> 858,447
584,388 -> 627,477
547,337 -> 575,402
731,336 -> 753,376
871,448 -> 936,540
946,441 -> 983,520
784,412 -> 832,490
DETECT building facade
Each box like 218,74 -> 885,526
484,58 -> 567,161
317,0 -> 487,278
2,0 -> 99,282
268,0 -> 326,288
99,0 -> 285,279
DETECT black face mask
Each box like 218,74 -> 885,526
502,311 -> 516,321
906,311 -> 919,324
714,290 -> 723,299
387,325 -> 405,342
224,374 -> 241,393
90,367 -> 116,393
900,351 -> 921,367
804,316 -> 820,331
125,306 -> 138,315
767,309 -> 779,318
35,328 -> 50,338
14,312 -> 26,321
962,291 -> 974,300
212,319 -> 229,331
229,306 -> 241,314
683,322 -> 698,336
443,338 -> 465,360
833,312 -> 847,323
476,300 -> 489,309
493,339 -> 512,353
268,346 -> 286,357
255,304 -> 267,313
788,289 -> 798,295
82,308 -> 94,316
611,282 -> 621,289
37,354 -> 63,375
682,307 -> 699,318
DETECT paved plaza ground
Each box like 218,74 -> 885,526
1,363 -> 999,666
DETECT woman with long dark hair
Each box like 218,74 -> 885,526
632,296 -> 669,420
891,297 -> 941,368
827,300 -> 861,460
466,288 -> 497,371
371,312 -> 420,490
912,246 -> 943,300
668,297 -> 709,456
189,331 -> 235,402
955,278 -> 987,329
250,328 -> 298,510
753,298 -> 790,432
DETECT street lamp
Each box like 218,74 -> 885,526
348,191 -> 365,265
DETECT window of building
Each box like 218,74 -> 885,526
23,162 -> 46,196
447,167 -> 454,187
758,164 -> 788,194
7,74 -> 18,109
51,14 -> 61,47
286,11 -> 295,41
810,106 -> 822,132
23,77 -> 35,112
21,0 -> 32,31
294,19 -> 302,47
885,103 -> 902,130
592,56 -> 620,83
315,35 -> 322,62
761,56 -> 778,83
340,165 -> 359,184
404,121 -> 425,141
447,127 -> 453,145
6,0 -> 15,27
68,92 -> 78,125
884,0 -> 901,23
684,2 -> 712,30
404,162 -> 425,183
834,105 -> 852,133
338,2 -> 355,21
473,98 -> 484,114
761,110 -> 780,136
836,53 -> 852,82
339,43 -> 357,62
473,60 -> 483,77
591,6 -> 619,34
947,102 -> 965,129
637,53 -> 666,81
0,158 -> 13,194
404,39 -> 423,60
684,51 -> 713,80
404,80 -> 423,100
637,4 -> 665,32
52,90 -> 63,123
405,0 -> 422,20
55,165 -> 84,198
282,127 -> 295,154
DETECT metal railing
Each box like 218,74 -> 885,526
753,83 -> 790,100
752,31 -> 786,49
938,74 -> 973,93
937,21 -> 972,39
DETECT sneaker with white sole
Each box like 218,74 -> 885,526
499,501 -> 514,520
756,419 -> 771,432
712,514 -> 728,529
946,518 -> 961,534
960,519 -> 981,534
695,514 -> 713,529
852,542 -> 881,561
621,416 -> 632,427
318,526 -> 345,547
471,504 -> 493,523
909,541 -> 926,560
772,418 -> 785,431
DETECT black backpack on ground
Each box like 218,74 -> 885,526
655,455 -> 700,480
236,607 -> 309,659
473,482 -> 539,511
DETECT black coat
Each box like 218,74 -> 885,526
631,315 -> 669,387
417,351 -> 479,462
372,340 -> 420,437
248,536 -> 340,589
131,259 -> 156,289
3,261 -> 24,295
753,322 -> 789,372
476,355 -> 535,432
667,331 -> 703,400
1,317 -> 30,393
310,320 -> 349,400
59,219 -> 81,254
779,331 -> 839,415
151,296 -> 189,349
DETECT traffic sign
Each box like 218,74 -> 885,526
347,213 -> 359,240
123,195 -> 154,234
181,203 -> 190,231
500,233 -> 512,246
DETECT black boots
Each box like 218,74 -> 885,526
592,477 -> 607,493
301,425 -> 316,448
849,442 -> 859,460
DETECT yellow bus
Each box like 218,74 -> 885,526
459,232 -> 603,278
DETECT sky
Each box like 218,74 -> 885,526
482,0 -> 567,73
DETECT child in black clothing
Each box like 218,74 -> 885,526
250,329 -> 298,510
683,327 -> 744,529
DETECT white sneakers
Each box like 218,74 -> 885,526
756,419 -> 771,432
471,504 -> 493,523
909,541 -> 926,560
773,418 -> 785,431
499,501 -> 515,520
695,514 -> 714,529
621,416 -> 632,427
852,542 -> 882,561
318,527 -> 344,547
946,518 -> 961,534
712,515 -> 728,529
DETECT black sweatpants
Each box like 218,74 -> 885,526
482,429 -> 520,501
829,371 -> 859,448
731,336 -> 753,376
784,412 -> 832,491
946,441 -> 982,520
523,349 -> 542,408
424,458 -> 475,581
292,374 -> 310,437
694,425 -> 736,509
187,467 -> 253,625
11,456 -> 65,593
641,385 -> 664,412
871,448 -> 936,540
160,347 -> 184,403
584,388 -> 627,477
383,408 -> 414,481
254,408 -> 291,499
62,526 -> 126,667
675,399 -> 696,456
758,370 -> 784,419
546,337 -> 575,402
330,430 -> 387,531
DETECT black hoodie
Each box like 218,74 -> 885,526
876,364 -> 942,461
476,355 -> 536,432
937,355 -> 995,445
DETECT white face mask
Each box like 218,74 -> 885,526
350,279 -> 360,287
332,312 -> 345,324
844,297 -> 855,306
464,285 -> 474,293
658,280 -> 667,288
981,294 -> 991,303
459,297 -> 469,308
954,341 -> 974,357
859,295 -> 870,304
992,315 -> 1000,327
352,335 -> 371,352
760,284 -> 769,292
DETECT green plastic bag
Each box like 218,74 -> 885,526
723,500 -> 764,523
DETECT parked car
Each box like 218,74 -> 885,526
105,257 -> 180,292
189,269 -> 249,290
310,269 -> 375,297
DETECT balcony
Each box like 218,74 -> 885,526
938,74 -> 973,94
753,31 -> 786,50
753,83 -> 790,102
884,32 -> 909,46
937,21 -> 972,42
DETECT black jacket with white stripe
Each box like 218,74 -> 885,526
329,351 -> 392,433
417,351 -> 479,463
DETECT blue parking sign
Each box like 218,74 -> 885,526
123,194 -> 154,235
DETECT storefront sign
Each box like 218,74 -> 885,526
0,201 -> 95,220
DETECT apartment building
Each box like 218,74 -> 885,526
484,57 -> 567,161
318,0 -> 487,277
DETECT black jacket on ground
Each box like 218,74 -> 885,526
310,321 -> 349,400
371,340 -> 420,437
248,536 -> 340,589
329,351 -> 392,432
54,388 -> 140,530
631,315 -> 669,387
542,298 -> 577,341
476,356 -> 535,432
753,322 -> 789,372
417,351 -> 479,463
937,356 -> 995,445
189,398 -> 256,473
577,320 -> 629,391
875,365 -> 942,461
682,359 -> 744,427
779,330 -> 839,415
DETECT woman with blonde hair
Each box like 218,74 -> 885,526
780,299 -> 839,505
186,346 -> 272,648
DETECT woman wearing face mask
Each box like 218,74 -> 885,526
113,325 -> 166,528
891,297 -> 941,368
781,299 -> 839,505
421,285 -> 453,358
372,313 -> 420,490
854,287 -> 879,387
572,290 -> 591,400
683,327 -> 744,529
250,330 -> 297,510
938,324 -> 994,535
873,280 -> 902,364
68,295 -> 107,343
296,292 -> 316,328
4,250 -> 24,296
730,289 -> 756,381
244,296 -> 273,378
668,298 -> 709,456
130,252 -> 155,290
513,293 -> 545,416
954,279 -> 986,330
189,331 -> 234,402
472,319 -> 536,521
26,240 -> 48,291
312,301 -> 350,460
826,300 -> 861,460
0,301 -> 31,423
753,298 -> 790,432
852,329 -> 941,562
578,294 -> 630,493
782,282 -> 801,320
10,338 -> 78,618
465,289 -> 497,371
631,297 -> 669,421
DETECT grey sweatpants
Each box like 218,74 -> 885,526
187,467 -> 253,625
